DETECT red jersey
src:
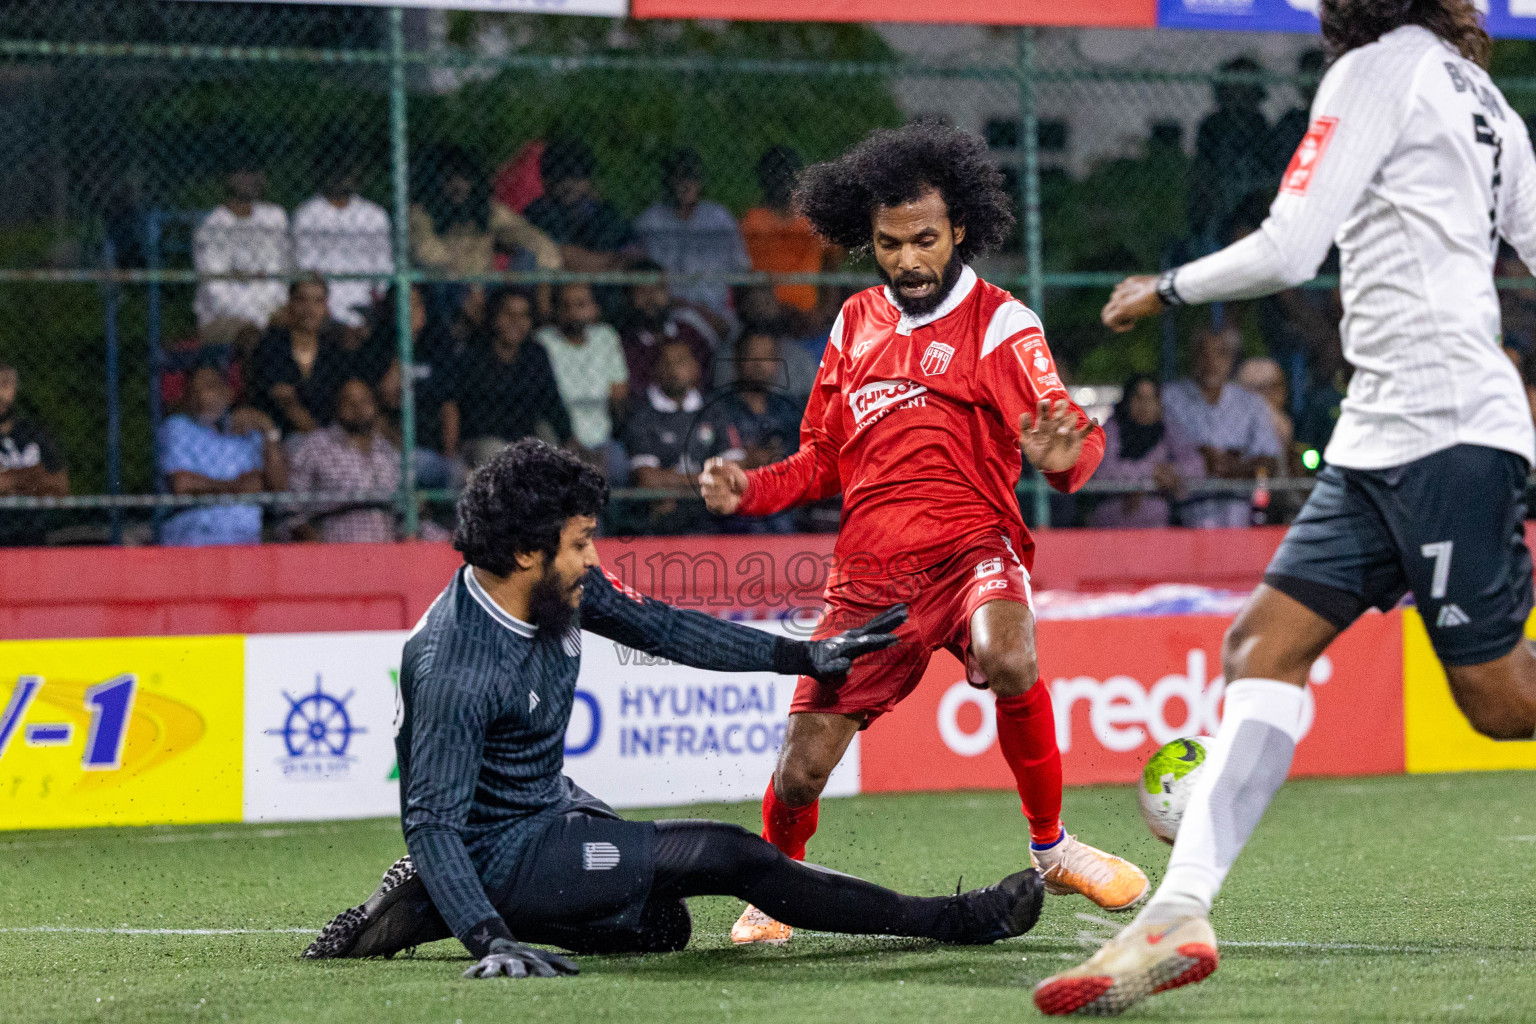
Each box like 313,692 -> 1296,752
739,267 -> 1103,586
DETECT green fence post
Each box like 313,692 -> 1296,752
1018,27 -> 1049,529
389,6 -> 418,539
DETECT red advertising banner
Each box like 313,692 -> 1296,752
630,0 -> 1157,28
860,611 -> 1405,792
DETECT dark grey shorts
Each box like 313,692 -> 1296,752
1265,444 -> 1533,667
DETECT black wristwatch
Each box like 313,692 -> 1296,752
1156,269 -> 1184,307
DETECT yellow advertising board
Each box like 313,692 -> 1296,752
1402,609 -> 1536,773
0,636 -> 243,829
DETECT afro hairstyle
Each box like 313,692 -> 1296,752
453,439 -> 609,577
792,121 -> 1014,263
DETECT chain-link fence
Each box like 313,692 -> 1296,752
2,2 -> 1534,545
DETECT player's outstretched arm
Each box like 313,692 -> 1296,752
580,566 -> 904,681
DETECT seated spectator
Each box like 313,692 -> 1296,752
409,144 -> 561,330
1236,356 -> 1300,473
1162,326 -> 1282,528
619,260 -> 718,394
711,333 -> 803,534
536,282 -> 630,482
0,361 -> 68,546
740,146 -> 827,314
288,378 -> 401,543
635,147 -> 750,320
292,160 -> 393,330
376,359 -> 460,490
248,277 -> 354,437
193,159 -> 290,344
624,341 -> 727,534
1087,375 -> 1204,530
454,288 -> 573,469
158,364 -> 287,546
524,138 -> 642,272
715,290 -> 821,399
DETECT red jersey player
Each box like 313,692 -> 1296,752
701,124 -> 1147,945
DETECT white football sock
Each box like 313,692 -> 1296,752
1136,678 -> 1307,924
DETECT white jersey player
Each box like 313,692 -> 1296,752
1036,4 -> 1536,1016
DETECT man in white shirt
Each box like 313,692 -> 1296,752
536,282 -> 630,482
193,163 -> 290,339
292,165 -> 394,329
1038,5 -> 1536,1016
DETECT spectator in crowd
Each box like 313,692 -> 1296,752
409,145 -> 561,329
193,159 -> 290,343
1188,57 -> 1273,249
619,259 -> 718,394
715,287 -> 821,399
1236,356 -> 1300,474
537,282 -> 629,482
376,358 -> 460,490
635,147 -> 751,320
711,332 -> 803,534
740,146 -> 827,313
1088,374 -> 1204,529
292,160 -> 393,330
1268,48 -> 1327,177
1163,326 -> 1281,528
523,138 -> 642,273
624,340 -> 727,533
454,288 -> 573,469
249,277 -> 353,437
0,361 -> 68,547
158,363 -> 287,546
288,378 -> 401,543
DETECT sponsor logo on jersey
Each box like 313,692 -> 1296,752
975,557 -> 1004,579
1010,330 -> 1066,397
849,379 -> 929,431
1281,116 -> 1338,196
920,341 -> 955,376
852,335 -> 880,360
602,568 -> 647,604
582,841 -> 622,871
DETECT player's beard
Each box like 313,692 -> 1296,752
879,251 -> 964,318
528,564 -> 581,634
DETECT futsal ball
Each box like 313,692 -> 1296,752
1138,736 -> 1212,844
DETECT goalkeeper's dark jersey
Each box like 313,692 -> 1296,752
396,564 -> 804,951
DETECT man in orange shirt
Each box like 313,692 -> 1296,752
740,147 -> 828,313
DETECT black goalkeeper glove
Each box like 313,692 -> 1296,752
462,938 -> 579,980
802,604 -> 908,684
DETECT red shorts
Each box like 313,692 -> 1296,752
790,532 -> 1035,723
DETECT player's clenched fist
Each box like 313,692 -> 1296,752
1019,399 -> 1095,474
699,456 -> 749,515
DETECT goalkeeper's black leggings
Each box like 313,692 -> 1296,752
648,819 -> 966,940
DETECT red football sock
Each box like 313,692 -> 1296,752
761,778 -> 819,861
994,683 -> 1065,846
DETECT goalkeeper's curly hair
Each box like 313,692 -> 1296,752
453,438 -> 609,576
1321,0 -> 1489,68
793,122 -> 1014,263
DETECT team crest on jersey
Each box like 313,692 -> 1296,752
920,341 -> 955,376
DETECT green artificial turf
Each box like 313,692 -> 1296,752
2,772 -> 1533,1023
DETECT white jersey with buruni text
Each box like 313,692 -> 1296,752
1173,25 -> 1536,471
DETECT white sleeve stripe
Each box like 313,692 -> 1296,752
980,301 -> 1043,359
825,310 -> 846,351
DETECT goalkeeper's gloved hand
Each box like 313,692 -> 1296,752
803,604 -> 908,685
463,938 -> 580,980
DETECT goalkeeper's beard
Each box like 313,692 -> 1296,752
529,564 -> 581,634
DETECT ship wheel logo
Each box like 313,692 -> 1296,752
267,675 -> 365,758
